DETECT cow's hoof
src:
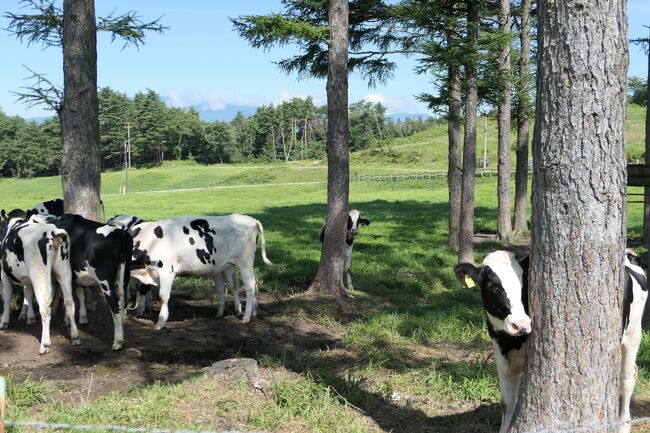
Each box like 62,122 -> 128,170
241,316 -> 251,324
112,342 -> 123,351
153,323 -> 165,331
0,322 -> 9,329
71,338 -> 81,346
39,346 -> 50,355
79,316 -> 88,325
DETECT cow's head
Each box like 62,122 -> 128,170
625,249 -> 647,271
348,209 -> 370,239
107,214 -> 144,231
0,209 -> 27,241
454,251 -> 531,337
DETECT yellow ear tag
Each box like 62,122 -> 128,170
464,275 -> 476,288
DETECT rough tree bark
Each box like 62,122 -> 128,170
643,39 -> 650,330
513,0 -> 532,235
307,0 -> 349,296
510,0 -> 628,430
458,0 -> 479,264
61,0 -> 102,221
496,0 -> 512,241
447,61 -> 462,251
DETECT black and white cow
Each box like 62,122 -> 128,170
455,250 -> 649,433
620,249 -> 648,433
31,199 -> 64,218
30,198 -> 105,220
0,212 -> 80,354
52,214 -> 133,350
319,209 -> 370,292
454,251 -> 530,433
107,214 -> 276,328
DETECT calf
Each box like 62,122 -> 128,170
53,214 -> 132,350
0,213 -> 80,354
30,198 -> 105,220
107,214 -> 276,328
319,209 -> 370,292
455,250 -> 649,433
454,251 -> 530,433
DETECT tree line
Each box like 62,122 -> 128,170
0,91 -> 433,178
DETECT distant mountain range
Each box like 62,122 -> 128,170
25,105 -> 431,124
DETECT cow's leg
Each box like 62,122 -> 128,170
101,281 -> 124,350
154,274 -> 175,330
32,284 -> 53,355
134,283 -> 149,317
76,286 -> 88,324
496,370 -> 518,433
224,268 -> 242,317
619,333 -> 643,433
238,266 -> 256,323
344,248 -> 353,291
1,272 -> 13,328
215,274 -> 226,317
58,277 -> 80,346
19,285 -> 37,324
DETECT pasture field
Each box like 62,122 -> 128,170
1,162 -> 649,432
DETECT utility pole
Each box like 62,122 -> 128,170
482,115 -> 488,169
123,122 -> 131,194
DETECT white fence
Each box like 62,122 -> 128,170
350,169 -> 513,182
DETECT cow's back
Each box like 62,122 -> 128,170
132,215 -> 259,277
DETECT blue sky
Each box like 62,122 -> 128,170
1,0 -> 649,120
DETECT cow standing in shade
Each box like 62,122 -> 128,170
52,214 -> 133,350
455,250 -> 648,433
454,251 -> 530,433
319,209 -> 370,292
107,214 -> 276,328
0,212 -> 80,354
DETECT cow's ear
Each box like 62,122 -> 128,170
454,263 -> 481,288
626,249 -> 647,270
359,218 -> 370,226
1,209 -> 6,222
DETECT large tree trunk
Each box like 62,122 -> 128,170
61,0 -> 101,221
643,41 -> 650,330
510,0 -> 628,430
513,0 -> 532,235
458,0 -> 479,264
307,0 -> 349,296
496,0 -> 513,241
447,61 -> 462,251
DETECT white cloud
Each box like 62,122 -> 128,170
159,89 -> 326,110
362,93 -> 424,114
364,93 -> 386,104
160,89 -> 261,110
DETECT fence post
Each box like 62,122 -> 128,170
1,376 -> 5,433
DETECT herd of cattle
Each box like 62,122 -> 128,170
0,198 -> 648,432
0,199 -> 371,352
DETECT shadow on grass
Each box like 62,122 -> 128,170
1,199 -> 535,432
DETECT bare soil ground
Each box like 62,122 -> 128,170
1,284 -> 649,433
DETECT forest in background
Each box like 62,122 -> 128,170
0,88 -> 433,178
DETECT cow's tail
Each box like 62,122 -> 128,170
51,229 -> 69,266
100,200 -> 106,223
255,220 -> 279,267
